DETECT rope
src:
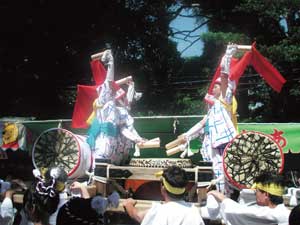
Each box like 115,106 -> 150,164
107,164 -> 111,179
194,166 -> 199,183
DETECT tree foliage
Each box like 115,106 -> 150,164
180,0 -> 300,121
0,0 -> 182,118
1,0 -> 299,121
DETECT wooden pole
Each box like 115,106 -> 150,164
236,45 -> 252,50
166,145 -> 185,156
91,51 -> 104,60
165,137 -> 185,150
115,76 -> 133,85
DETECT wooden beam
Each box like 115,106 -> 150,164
13,185 -> 97,204
237,45 -> 252,50
91,51 -> 104,60
94,163 -> 213,181
115,76 -> 132,85
110,199 -> 201,212
13,194 -> 202,212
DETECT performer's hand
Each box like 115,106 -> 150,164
204,93 -> 215,105
136,138 -> 147,144
70,181 -> 84,189
11,179 -> 27,191
123,198 -> 137,208
177,133 -> 187,143
4,189 -> 15,199
70,181 -> 91,198
207,190 -> 226,202
127,77 -> 133,85
70,181 -> 85,194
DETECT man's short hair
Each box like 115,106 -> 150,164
289,204 -> 300,225
162,166 -> 188,199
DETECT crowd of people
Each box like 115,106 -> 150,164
1,166 -> 297,225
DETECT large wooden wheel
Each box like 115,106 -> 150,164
223,131 -> 284,189
32,128 -> 80,175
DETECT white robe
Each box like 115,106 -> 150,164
142,201 -> 205,225
0,197 -> 15,225
202,195 -> 290,225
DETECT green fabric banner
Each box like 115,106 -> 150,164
238,123 -> 300,154
2,117 -> 300,154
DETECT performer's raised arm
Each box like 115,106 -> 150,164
220,44 -> 238,101
101,49 -> 114,82
184,115 -> 207,140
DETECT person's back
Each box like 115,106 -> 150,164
142,201 -> 202,225
123,166 -> 205,225
289,204 -> 300,225
219,196 -> 290,225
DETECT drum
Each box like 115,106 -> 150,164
223,131 -> 284,189
32,128 -> 93,179
124,158 -> 194,195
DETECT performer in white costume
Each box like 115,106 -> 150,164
183,45 -> 239,193
87,50 -> 146,165
87,50 -> 123,165
202,171 -> 290,225
114,80 -> 145,164
123,166 -> 205,225
0,188 -> 15,225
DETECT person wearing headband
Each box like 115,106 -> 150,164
123,166 -> 205,225
205,171 -> 290,225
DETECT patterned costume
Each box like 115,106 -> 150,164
87,80 -> 120,164
86,50 -> 121,165
86,50 -> 144,165
200,98 -> 237,191
185,46 -> 238,193
115,106 -> 142,165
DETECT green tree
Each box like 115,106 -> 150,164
0,0 -> 184,118
180,0 -> 300,121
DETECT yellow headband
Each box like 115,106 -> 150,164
55,182 -> 65,192
252,182 -> 284,197
162,177 -> 185,195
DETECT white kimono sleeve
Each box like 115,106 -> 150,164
121,127 -> 142,142
0,197 -> 15,225
220,198 -> 289,225
185,116 -> 207,139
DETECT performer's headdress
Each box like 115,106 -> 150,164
214,77 -> 221,85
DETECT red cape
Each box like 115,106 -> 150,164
208,43 -> 286,94
71,60 -> 106,128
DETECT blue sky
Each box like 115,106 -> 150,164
169,9 -> 208,58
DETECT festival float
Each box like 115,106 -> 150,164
1,43 -> 300,222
